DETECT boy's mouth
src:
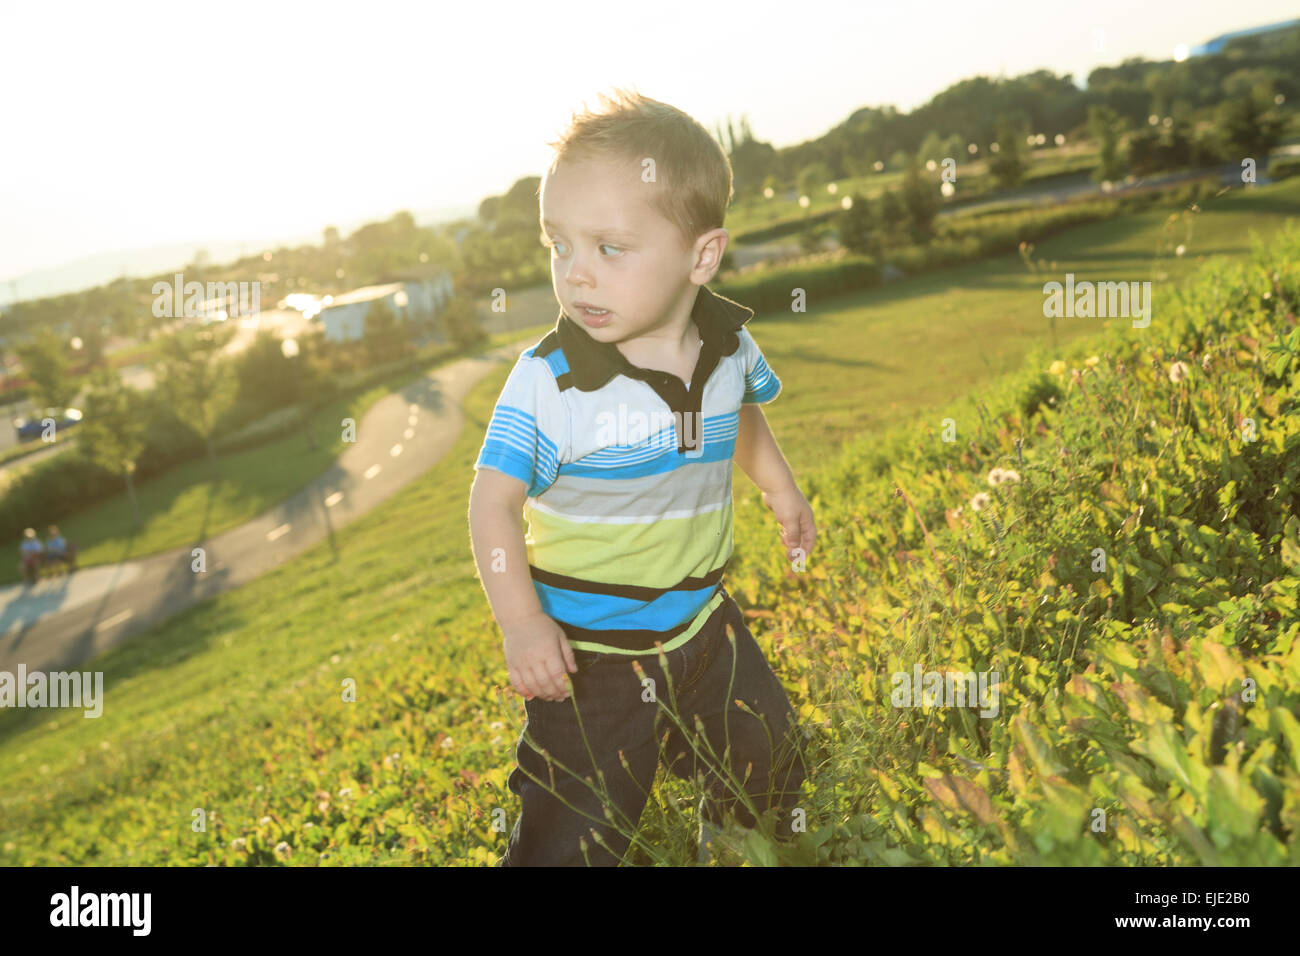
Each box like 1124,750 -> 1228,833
574,303 -> 612,327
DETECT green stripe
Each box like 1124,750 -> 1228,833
568,590 -> 726,656
527,501 -> 733,588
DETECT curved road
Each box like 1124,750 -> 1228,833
0,334 -> 538,677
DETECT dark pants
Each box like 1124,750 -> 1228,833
499,589 -> 808,866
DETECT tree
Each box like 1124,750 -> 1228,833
72,315 -> 109,370
987,118 -> 1028,189
916,131 -> 945,166
153,324 -> 240,475
15,328 -> 75,411
75,366 -> 150,528
727,129 -> 779,196
836,194 -> 876,256
363,299 -> 407,365
1216,91 -> 1286,172
435,294 -> 486,351
938,132 -> 966,166
1087,105 -> 1127,183
232,328 -> 318,410
837,187 -> 911,257
900,161 -> 942,242
796,162 -> 834,201
1125,118 -> 1199,175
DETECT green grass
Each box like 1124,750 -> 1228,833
0,346 -> 529,864
1,181 -> 1296,865
744,176 -> 1300,471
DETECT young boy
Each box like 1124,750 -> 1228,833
468,88 -> 816,866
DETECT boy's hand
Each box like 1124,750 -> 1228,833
503,611 -> 578,702
761,484 -> 816,563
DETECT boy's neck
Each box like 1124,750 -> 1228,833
612,286 -> 703,364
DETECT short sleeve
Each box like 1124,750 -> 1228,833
738,328 -> 781,404
474,352 -> 568,496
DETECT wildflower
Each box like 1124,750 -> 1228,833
274,841 -> 291,858
1070,368 -> 1082,384
231,837 -> 247,852
304,822 -> 315,829
1048,360 -> 1066,375
1168,361 -> 1190,383
999,469 -> 1021,484
1084,355 -> 1099,368
489,721 -> 505,731
338,787 -> 353,799
970,492 -> 992,512
987,467 -> 1007,487
1175,244 -> 1186,257
259,815 -> 271,826
440,737 -> 454,750
1201,353 -> 1211,372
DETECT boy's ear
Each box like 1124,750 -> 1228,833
692,228 -> 729,279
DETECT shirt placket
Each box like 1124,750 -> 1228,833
621,345 -> 719,455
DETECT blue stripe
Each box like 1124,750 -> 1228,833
541,349 -> 570,379
743,357 -> 780,402
475,444 -> 534,486
485,422 -> 558,477
477,403 -> 561,493
579,414 -> 737,467
561,437 -> 736,479
535,581 -> 719,630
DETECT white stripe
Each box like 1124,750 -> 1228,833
528,497 -> 728,524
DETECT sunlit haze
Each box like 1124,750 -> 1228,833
2,0 -> 1297,298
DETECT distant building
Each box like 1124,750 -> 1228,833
316,273 -> 454,343
1190,18 -> 1299,56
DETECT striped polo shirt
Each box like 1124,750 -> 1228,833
474,284 -> 781,655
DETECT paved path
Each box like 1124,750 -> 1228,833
0,335 -> 536,676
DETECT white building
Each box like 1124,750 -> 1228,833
316,274 -> 455,343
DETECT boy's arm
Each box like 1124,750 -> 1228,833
467,467 -> 546,629
468,466 -> 576,702
735,404 -> 816,561
735,404 -> 797,496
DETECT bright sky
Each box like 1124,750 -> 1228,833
1,0 -> 1295,290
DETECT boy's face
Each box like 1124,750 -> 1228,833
540,154 -> 723,346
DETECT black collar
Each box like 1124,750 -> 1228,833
553,284 -> 754,392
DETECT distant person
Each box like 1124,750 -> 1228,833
20,527 -> 43,580
45,524 -> 72,569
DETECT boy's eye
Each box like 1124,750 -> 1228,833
541,238 -> 621,256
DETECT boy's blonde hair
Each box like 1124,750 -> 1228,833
542,86 -> 734,252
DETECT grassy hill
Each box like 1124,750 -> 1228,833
12,178 -> 1300,584
1,212 -> 1297,866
